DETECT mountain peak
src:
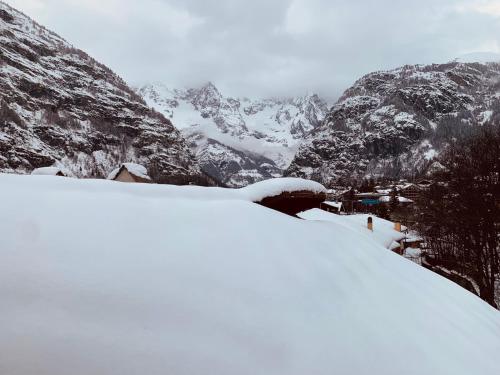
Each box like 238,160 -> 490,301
137,82 -> 330,187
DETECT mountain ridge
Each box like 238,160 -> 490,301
286,61 -> 500,185
138,82 -> 329,186
0,1 -> 207,184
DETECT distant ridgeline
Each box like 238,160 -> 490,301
286,62 -> 500,186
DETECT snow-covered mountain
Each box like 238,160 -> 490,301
286,62 -> 500,185
0,1 -> 206,184
138,82 -> 328,186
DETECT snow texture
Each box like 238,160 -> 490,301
0,173 -> 499,375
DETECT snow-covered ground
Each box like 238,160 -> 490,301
0,173 -> 499,375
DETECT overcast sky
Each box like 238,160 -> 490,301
7,0 -> 500,100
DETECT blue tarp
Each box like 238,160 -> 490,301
361,199 -> 380,206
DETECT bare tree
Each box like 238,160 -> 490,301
417,125 -> 500,307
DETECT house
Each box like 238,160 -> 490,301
402,236 -> 424,250
320,201 -> 343,214
257,190 -> 326,216
245,178 -> 327,216
31,167 -> 67,177
378,195 -> 414,206
107,163 -> 152,184
399,183 -> 422,201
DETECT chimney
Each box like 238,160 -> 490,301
367,216 -> 373,231
394,222 -> 402,232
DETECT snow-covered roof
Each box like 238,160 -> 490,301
323,201 -> 342,210
378,196 -> 414,203
31,167 -> 66,176
1,172 -> 499,374
400,183 -> 419,190
107,163 -> 151,181
376,189 -> 392,195
240,177 -> 326,202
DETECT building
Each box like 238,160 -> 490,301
378,195 -> 414,206
257,190 -> 326,216
31,167 -> 67,177
107,163 -> 152,184
399,183 -> 422,201
320,201 -> 343,214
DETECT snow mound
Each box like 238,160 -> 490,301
240,177 -> 326,202
107,163 -> 151,180
0,173 -> 499,375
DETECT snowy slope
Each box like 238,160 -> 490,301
0,2 -> 204,184
138,82 -> 328,186
1,173 -> 499,375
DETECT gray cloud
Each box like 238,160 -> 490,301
8,0 -> 500,100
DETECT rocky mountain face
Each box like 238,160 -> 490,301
286,62 -> 500,186
138,82 -> 328,187
0,1 -> 206,184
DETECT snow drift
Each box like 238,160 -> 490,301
0,173 -> 499,375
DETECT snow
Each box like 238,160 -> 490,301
322,201 -> 342,210
30,166 -> 66,176
406,247 -> 423,258
240,177 -> 326,202
0,173 -> 500,375
107,163 -> 151,180
378,195 -> 414,203
298,210 -> 407,249
138,83 -> 328,177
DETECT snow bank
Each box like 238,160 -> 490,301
0,173 -> 499,375
107,163 -> 151,180
239,177 -> 326,202
298,209 -> 406,249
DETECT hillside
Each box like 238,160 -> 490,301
138,82 -> 328,186
1,172 -> 499,374
286,62 -> 500,185
0,1 -> 205,184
